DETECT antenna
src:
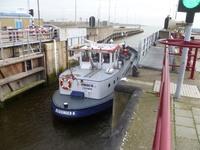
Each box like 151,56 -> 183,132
27,0 -> 30,13
108,0 -> 111,26
114,3 -> 117,23
98,0 -> 101,26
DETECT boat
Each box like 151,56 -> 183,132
51,40 -> 138,121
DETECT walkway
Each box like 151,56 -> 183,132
119,44 -> 200,149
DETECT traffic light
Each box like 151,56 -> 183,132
29,9 -> 34,16
53,29 -> 59,39
178,0 -> 200,12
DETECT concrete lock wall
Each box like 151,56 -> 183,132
0,44 -> 41,59
0,47 -> 14,59
87,26 -> 113,42
42,41 -> 67,85
112,91 -> 132,133
111,81 -> 143,133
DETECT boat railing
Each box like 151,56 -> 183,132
152,44 -> 171,150
67,36 -> 86,48
137,31 -> 159,66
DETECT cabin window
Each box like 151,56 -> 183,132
102,53 -> 110,63
82,52 -> 89,62
108,83 -> 110,88
91,52 -> 99,62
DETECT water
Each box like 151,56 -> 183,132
0,26 -> 162,150
113,26 -> 162,49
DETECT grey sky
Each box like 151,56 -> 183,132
1,0 -> 200,27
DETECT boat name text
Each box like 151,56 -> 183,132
81,83 -> 93,87
55,109 -> 76,115
82,87 -> 92,90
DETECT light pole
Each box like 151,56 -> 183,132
75,0 -> 77,28
62,9 -> 65,23
175,5 -> 178,19
108,0 -> 111,26
126,9 -> 129,24
37,0 -> 40,27
134,13 -> 137,26
98,0 -> 101,26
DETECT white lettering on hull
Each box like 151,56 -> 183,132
55,109 -> 76,115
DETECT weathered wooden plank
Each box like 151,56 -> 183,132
0,67 -> 44,86
0,53 -> 44,67
9,65 -> 16,75
9,73 -> 40,91
1,67 -> 10,77
0,86 -> 3,99
0,70 -> 4,79
15,62 -> 24,73
1,84 -> 12,97
32,58 -> 40,68
9,80 -> 20,91
13,63 -> 22,74
0,68 -> 14,91
1,79 -> 46,102
6,72 -> 42,91
0,69 -> 14,92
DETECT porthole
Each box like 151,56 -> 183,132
108,84 -> 110,88
113,80 -> 115,84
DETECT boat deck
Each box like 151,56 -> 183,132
53,89 -> 113,110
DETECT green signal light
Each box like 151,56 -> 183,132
183,0 -> 200,9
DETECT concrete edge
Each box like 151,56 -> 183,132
114,80 -> 143,94
104,82 -> 143,150
171,96 -> 176,150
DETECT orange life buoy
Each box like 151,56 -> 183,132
60,78 -> 71,90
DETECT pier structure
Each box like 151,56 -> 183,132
106,30 -> 200,149
86,26 -> 143,43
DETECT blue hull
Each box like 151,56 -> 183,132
52,98 -> 113,121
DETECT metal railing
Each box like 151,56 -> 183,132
152,44 -> 171,150
160,33 -> 200,80
0,29 -> 55,61
137,31 -> 159,65
0,29 -> 53,46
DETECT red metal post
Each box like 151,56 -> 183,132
189,48 -> 199,79
186,48 -> 192,71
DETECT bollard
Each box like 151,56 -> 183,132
132,65 -> 140,77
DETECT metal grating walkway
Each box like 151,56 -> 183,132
153,80 -> 200,98
138,47 -> 164,71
